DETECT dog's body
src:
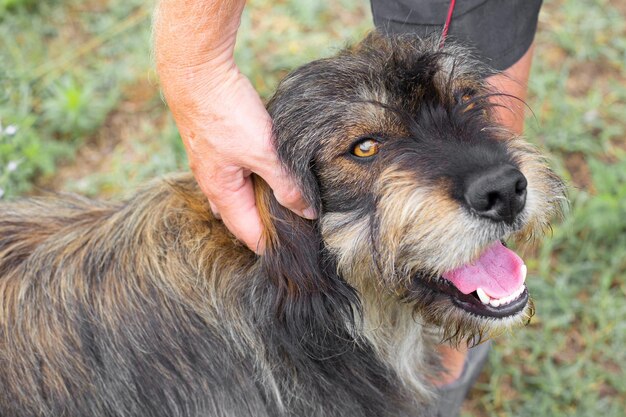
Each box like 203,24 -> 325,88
1,178 -> 413,417
0,33 -> 564,417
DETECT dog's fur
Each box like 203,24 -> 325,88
0,32 -> 564,417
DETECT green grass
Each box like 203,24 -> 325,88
0,0 -> 152,197
1,0 -> 625,416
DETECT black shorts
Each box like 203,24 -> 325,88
370,0 -> 543,71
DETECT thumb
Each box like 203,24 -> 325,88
202,173 -> 265,254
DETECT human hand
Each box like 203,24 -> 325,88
158,59 -> 316,253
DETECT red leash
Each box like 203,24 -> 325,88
439,0 -> 457,49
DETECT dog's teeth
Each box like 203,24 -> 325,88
521,264 -> 527,281
504,292 -> 516,304
476,288 -> 491,304
487,285 -> 526,308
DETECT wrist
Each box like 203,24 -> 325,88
160,64 -> 259,144
159,54 -> 240,101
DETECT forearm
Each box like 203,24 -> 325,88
154,0 -> 245,88
154,0 -> 248,137
487,43 -> 535,136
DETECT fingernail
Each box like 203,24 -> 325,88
302,206 -> 317,220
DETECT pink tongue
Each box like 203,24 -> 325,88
442,241 -> 525,298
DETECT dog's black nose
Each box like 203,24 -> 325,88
464,165 -> 527,223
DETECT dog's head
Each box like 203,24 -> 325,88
257,32 -> 565,345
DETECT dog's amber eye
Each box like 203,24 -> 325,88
352,139 -> 380,158
461,94 -> 475,111
457,88 -> 481,112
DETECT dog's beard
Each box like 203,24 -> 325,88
387,220 -> 538,346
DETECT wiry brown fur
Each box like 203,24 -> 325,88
0,32 -> 564,417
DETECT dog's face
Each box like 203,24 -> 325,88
264,33 -> 565,344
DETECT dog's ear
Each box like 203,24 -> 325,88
254,176 -> 360,344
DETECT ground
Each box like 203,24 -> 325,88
1,0 -> 625,416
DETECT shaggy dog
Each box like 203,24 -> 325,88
0,32 -> 564,417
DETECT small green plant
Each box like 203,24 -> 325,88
0,0 -> 38,16
42,76 -> 119,138
0,116 -> 73,197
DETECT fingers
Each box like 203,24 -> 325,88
194,153 -> 314,254
255,164 -> 317,220
195,153 -> 315,255
198,157 -> 316,254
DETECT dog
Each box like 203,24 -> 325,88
0,32 -> 564,417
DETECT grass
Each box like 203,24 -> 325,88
1,0 -> 624,416
0,0 -> 153,197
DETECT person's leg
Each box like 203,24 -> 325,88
434,341 -> 492,417
433,45 -> 535,393
370,1 -> 542,415
433,43 -> 536,414
435,344 -> 468,385
487,43 -> 536,135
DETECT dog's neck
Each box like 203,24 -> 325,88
320,212 -> 442,399
358,281 -> 441,400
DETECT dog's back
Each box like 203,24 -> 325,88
0,175 -> 421,417
0,176 -> 256,416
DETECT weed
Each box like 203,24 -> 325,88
0,0 -> 38,16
